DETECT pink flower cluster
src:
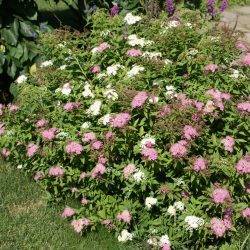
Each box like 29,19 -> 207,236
123,163 -> 136,179
27,143 -> 39,157
1,148 -> 10,158
158,105 -> 171,117
210,217 -> 231,237
71,218 -> 90,233
83,132 -> 96,142
206,88 -> 231,111
204,63 -> 218,73
48,166 -> 64,177
65,141 -> 83,155
241,53 -> 250,66
90,65 -> 101,74
81,197 -> 89,205
0,122 -> 5,135
63,102 -> 81,112
237,101 -> 250,113
242,207 -> 250,218
212,188 -> 231,204
182,125 -> 199,140
131,91 -> 148,108
95,42 -> 110,53
162,244 -> 171,250
193,157 -> 207,172
91,163 -> 106,178
141,146 -> 158,161
235,155 -> 250,174
41,128 -> 58,141
117,210 -> 132,223
61,207 -> 75,218
170,140 -> 188,158
110,112 -> 131,128
91,140 -> 103,150
221,136 -> 235,153
236,41 -> 248,52
127,49 -> 142,57
7,104 -> 19,112
36,119 -> 48,128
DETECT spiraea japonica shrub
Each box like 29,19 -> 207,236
1,8 -> 250,249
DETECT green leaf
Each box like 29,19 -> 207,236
1,28 -> 18,45
19,21 -> 35,38
7,62 -> 17,78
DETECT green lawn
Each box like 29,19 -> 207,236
0,163 -> 142,249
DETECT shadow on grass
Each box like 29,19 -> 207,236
0,163 -> 144,249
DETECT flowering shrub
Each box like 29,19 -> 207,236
1,8 -> 250,249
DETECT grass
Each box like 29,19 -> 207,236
0,163 -> 142,249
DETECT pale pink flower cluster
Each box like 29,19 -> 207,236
141,147 -> 158,161
91,140 -> 103,150
127,49 -> 142,57
183,125 -> 199,140
193,157 -> 207,172
105,131 -> 114,140
158,105 -> 171,117
241,53 -> 250,66
237,101 -> 250,113
93,42 -> 110,53
1,148 -> 10,157
110,112 -> 131,128
236,41 -> 248,52
212,188 -> 230,204
131,91 -> 148,108
117,210 -> 132,223
36,119 -> 48,128
98,154 -> 107,165
91,163 -> 106,178
81,197 -> 89,205
235,155 -> 250,174
170,140 -> 188,158
41,128 -> 58,141
162,244 -> 171,250
61,207 -> 75,218
204,63 -> 218,73
210,217 -> 231,237
65,141 -> 83,155
34,171 -> 45,181
0,122 -> 5,135
90,65 -> 101,74
79,172 -> 87,180
48,166 -> 64,177
176,94 -> 193,109
71,218 -> 90,233
63,102 -> 81,112
27,143 -> 39,157
7,104 -> 19,112
123,163 -> 136,179
82,132 -> 96,143
206,89 -> 231,111
242,208 -> 250,218
221,136 -> 235,153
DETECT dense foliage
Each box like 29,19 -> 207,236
1,8 -> 250,249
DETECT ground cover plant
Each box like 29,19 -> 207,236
1,8 -> 250,249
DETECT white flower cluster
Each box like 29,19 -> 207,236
140,136 -> 155,148
230,69 -> 241,79
81,122 -> 91,129
124,13 -> 141,25
59,64 -> 67,70
167,201 -> 185,216
147,234 -> 171,247
118,229 -> 133,242
106,64 -> 123,76
16,74 -> 27,84
127,65 -> 145,77
103,85 -> 118,101
164,59 -> 173,65
98,114 -> 111,126
127,34 -> 153,47
133,169 -> 145,182
86,100 -> 102,116
185,216 -> 204,230
40,60 -> 53,68
142,51 -> 162,60
60,83 -> 72,96
145,197 -> 157,209
82,83 -> 94,98
165,85 -> 177,98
